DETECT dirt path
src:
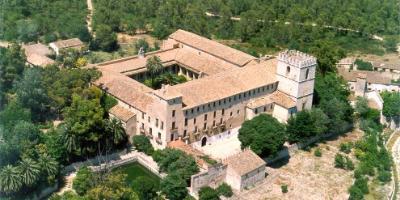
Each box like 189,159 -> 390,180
388,131 -> 400,200
86,0 -> 93,34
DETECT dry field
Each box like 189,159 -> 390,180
117,33 -> 159,47
234,129 -> 390,200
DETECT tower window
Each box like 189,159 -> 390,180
305,68 -> 310,80
286,66 -> 290,76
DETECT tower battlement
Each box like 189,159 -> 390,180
278,50 -> 317,68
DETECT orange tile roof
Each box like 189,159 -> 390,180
169,29 -> 255,66
247,90 -> 296,109
223,149 -> 265,176
109,105 -> 135,122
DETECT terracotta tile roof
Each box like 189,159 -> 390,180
94,69 -> 155,112
169,29 -> 255,66
167,140 -> 208,167
26,54 -> 55,67
159,60 -> 277,109
23,43 -> 53,57
52,38 -> 83,49
247,91 -> 296,109
97,49 -> 179,73
338,68 -> 393,85
223,149 -> 265,176
109,105 -> 135,122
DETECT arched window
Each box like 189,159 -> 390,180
305,68 -> 310,80
286,66 -> 290,76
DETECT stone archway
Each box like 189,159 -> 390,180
201,137 -> 207,147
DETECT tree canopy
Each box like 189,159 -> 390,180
238,114 -> 286,157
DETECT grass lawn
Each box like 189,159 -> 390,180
112,162 -> 160,187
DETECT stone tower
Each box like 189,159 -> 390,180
276,50 -> 317,111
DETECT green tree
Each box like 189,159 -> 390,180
15,68 -> 51,122
199,186 -> 220,200
287,108 -> 329,143
92,25 -> 118,52
132,176 -> 158,200
38,154 -> 59,178
86,173 -> 139,200
355,97 -> 369,118
132,135 -> 154,155
146,56 -> 163,82
310,41 -> 345,74
160,173 -> 188,200
17,157 -> 40,186
216,183 -> 233,197
238,114 -> 286,157
381,92 -> 400,118
105,118 -> 127,145
0,165 -> 22,194
73,166 -> 95,195
0,44 -> 26,94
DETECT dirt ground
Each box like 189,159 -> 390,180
117,33 -> 159,47
234,129 -> 391,200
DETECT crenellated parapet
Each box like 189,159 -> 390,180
278,50 -> 317,68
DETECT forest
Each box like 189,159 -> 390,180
90,0 -> 399,54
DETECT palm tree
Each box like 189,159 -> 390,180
0,165 -> 22,193
38,154 -> 59,177
17,158 -> 40,186
146,56 -> 163,82
105,118 -> 126,145
60,125 -> 78,153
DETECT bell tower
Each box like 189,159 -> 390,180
276,50 -> 317,111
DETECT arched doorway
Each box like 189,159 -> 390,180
201,137 -> 207,147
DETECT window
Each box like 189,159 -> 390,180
230,112 -> 233,116
244,93 -> 246,98
213,102 -> 216,107
234,96 -> 236,101
286,66 -> 290,75
171,134 -> 174,141
141,123 -> 144,129
255,109 -> 258,114
193,118 -> 196,124
204,114 -> 207,120
185,110 -> 188,115
213,121 -> 216,126
161,121 -> 164,130
213,111 -> 216,118
203,123 -> 207,129
185,118 -> 188,126
264,107 -> 266,112
197,107 -> 200,112
172,110 -> 176,117
149,128 -> 152,135
222,109 -> 225,115
218,100 -> 221,106
223,99 -> 226,104
142,112 -> 144,119
156,118 -> 159,127
158,132 -> 161,139
148,116 -> 150,123
237,110 -> 240,114
183,130 -> 187,137
220,118 -> 223,124
172,122 -> 176,129
191,109 -> 194,114
194,126 -> 198,132
305,68 -> 310,80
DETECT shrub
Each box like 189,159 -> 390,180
354,177 -> 369,194
198,186 -> 220,200
340,142 -> 352,154
355,59 -> 373,71
348,185 -> 364,200
216,183 -> 233,197
73,166 -> 95,195
132,135 -> 154,155
345,157 -> 355,170
314,148 -> 322,157
281,184 -> 288,193
334,154 -> 346,169
378,170 -> 392,183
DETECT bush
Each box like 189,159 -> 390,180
198,186 -> 220,200
340,142 -> 352,154
355,59 -> 373,71
73,167 -> 95,195
132,135 -> 154,155
281,184 -> 288,193
314,148 -> 322,157
216,183 -> 233,197
378,170 -> 392,183
345,157 -> 355,170
334,153 -> 346,169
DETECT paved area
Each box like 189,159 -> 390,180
56,172 -> 76,194
389,131 -> 400,199
198,132 -> 242,160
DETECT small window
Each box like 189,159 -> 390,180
286,66 -> 290,75
214,111 -> 216,118
193,118 -> 196,124
161,122 -> 164,130
183,130 -> 187,137
305,68 -> 310,80
148,116 -> 151,123
172,110 -> 176,117
185,118 -> 188,126
222,109 -> 225,115
158,132 -> 161,139
204,114 -> 207,120
156,118 -> 159,127
203,123 -> 207,129
149,128 -> 152,135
